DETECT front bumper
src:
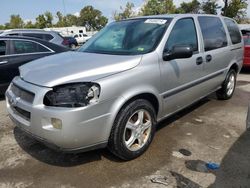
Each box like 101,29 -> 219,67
6,77 -> 116,152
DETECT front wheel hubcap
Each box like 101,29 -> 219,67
226,74 -> 235,96
123,110 -> 152,151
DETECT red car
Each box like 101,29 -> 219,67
243,35 -> 250,67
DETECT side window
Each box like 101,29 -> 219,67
79,34 -> 82,37
83,34 -> 88,37
22,33 -> 44,40
12,40 -> 50,54
224,18 -> 242,44
165,18 -> 198,52
198,16 -> 228,51
79,30 -> 83,33
0,40 -> 7,56
7,33 -> 19,36
43,34 -> 54,41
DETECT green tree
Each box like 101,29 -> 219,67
141,0 -> 176,16
65,14 -> 78,26
9,14 -> 24,28
35,14 -> 47,28
25,21 -> 36,28
78,6 -> 108,31
114,2 -> 135,21
222,0 -> 248,22
44,11 -> 53,27
0,25 -> 5,30
177,0 -> 201,13
55,11 -> 67,27
202,0 -> 220,14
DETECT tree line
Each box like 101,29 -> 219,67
0,0 -> 249,31
0,6 -> 108,31
115,0 -> 248,23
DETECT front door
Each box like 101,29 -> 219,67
159,17 -> 205,116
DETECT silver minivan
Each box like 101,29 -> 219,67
5,14 -> 243,160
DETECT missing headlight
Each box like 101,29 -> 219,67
43,83 -> 100,108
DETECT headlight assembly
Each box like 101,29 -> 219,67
44,83 -> 100,108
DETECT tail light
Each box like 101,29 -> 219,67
62,39 -> 69,46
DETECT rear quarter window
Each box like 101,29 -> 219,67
44,34 -> 54,41
198,16 -> 228,51
224,18 -> 242,44
22,33 -> 44,40
12,40 -> 50,54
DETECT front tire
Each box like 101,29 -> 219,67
216,69 -> 237,100
108,99 -> 156,160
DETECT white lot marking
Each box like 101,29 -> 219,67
237,84 -> 250,93
223,134 -> 230,138
0,182 -> 33,188
228,129 -> 239,138
194,118 -> 203,123
172,151 -> 185,159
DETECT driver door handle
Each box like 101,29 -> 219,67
0,60 -> 8,65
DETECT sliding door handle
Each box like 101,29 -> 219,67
196,57 -> 203,65
206,55 -> 212,62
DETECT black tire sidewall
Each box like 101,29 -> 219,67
224,70 -> 236,98
217,69 -> 237,100
109,99 -> 156,160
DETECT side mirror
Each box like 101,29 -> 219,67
163,45 -> 193,61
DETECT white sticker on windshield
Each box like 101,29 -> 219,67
145,19 -> 167,25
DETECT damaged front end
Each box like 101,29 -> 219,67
43,83 -> 100,108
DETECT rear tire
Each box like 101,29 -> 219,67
108,99 -> 156,160
216,69 -> 237,100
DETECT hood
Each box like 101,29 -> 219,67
20,51 -> 142,87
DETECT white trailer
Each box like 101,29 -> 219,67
45,26 -> 87,37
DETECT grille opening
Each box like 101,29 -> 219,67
10,84 -> 35,103
12,106 -> 31,121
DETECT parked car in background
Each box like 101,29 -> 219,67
63,36 -> 78,49
5,14 -> 243,160
243,35 -> 250,67
74,33 -> 91,44
0,36 -> 69,95
0,29 -> 67,47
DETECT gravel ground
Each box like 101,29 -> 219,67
0,71 -> 250,188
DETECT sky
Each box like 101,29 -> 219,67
0,0 -> 250,25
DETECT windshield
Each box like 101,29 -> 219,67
78,18 -> 172,55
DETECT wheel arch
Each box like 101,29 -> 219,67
229,63 -> 239,73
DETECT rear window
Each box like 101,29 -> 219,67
224,18 -> 242,44
198,16 -> 228,51
244,37 -> 250,45
0,40 -> 7,56
12,40 -> 50,54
